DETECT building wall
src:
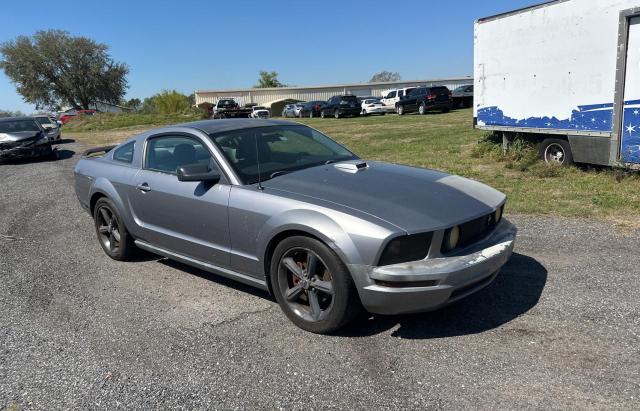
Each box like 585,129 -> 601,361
195,77 -> 473,112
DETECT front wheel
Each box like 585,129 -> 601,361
397,105 -> 405,115
539,138 -> 574,166
271,236 -> 362,334
93,197 -> 136,260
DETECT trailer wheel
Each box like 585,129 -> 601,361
539,138 -> 574,166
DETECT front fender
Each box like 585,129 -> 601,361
90,177 -> 127,220
256,209 -> 361,267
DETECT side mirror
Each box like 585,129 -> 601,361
177,162 -> 221,183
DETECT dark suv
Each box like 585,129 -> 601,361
320,95 -> 361,119
396,86 -> 452,115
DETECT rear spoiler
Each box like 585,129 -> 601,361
82,145 -> 117,158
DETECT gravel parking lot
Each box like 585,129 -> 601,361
1,141 -> 638,409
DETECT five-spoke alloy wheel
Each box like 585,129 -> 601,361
271,236 -> 361,334
93,197 -> 135,260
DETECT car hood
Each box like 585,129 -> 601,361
262,160 -> 506,233
0,131 -> 42,142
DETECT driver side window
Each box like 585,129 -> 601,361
145,135 -> 215,174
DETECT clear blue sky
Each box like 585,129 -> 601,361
0,0 -> 540,113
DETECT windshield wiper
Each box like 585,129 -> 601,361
269,170 -> 290,179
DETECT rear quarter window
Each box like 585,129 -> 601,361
113,142 -> 135,163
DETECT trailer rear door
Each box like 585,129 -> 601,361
621,17 -> 640,163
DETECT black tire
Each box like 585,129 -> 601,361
93,197 -> 136,260
361,109 -> 367,117
334,110 -> 340,119
397,105 -> 405,115
442,107 -> 451,113
309,111 -> 314,118
320,110 -> 326,119
270,236 -> 362,334
418,103 -> 426,115
539,138 -> 574,166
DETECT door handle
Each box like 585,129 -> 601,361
136,183 -> 151,192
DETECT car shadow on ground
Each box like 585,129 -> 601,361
144,251 -> 546,338
0,149 -> 75,165
53,138 -> 76,145
158,258 -> 273,300
336,253 -> 547,339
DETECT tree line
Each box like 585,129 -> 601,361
1,30 -> 401,115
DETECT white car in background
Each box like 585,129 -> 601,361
360,98 -> 388,116
250,106 -> 270,119
380,87 -> 417,111
34,115 -> 61,141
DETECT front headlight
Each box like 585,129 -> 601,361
37,135 -> 49,144
442,225 -> 461,253
495,205 -> 503,223
378,232 -> 433,266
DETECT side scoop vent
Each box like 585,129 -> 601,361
334,161 -> 369,173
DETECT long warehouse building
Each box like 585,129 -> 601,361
195,76 -> 473,116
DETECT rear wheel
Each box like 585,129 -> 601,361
539,138 -> 574,166
93,198 -> 136,260
271,236 -> 362,334
334,110 -> 340,119
361,109 -> 367,116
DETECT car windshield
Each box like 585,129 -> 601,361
0,119 -> 41,133
210,125 -> 358,185
35,117 -> 52,125
254,106 -> 266,110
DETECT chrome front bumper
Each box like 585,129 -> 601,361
349,219 -> 517,315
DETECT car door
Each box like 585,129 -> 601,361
403,89 -> 417,111
129,133 -> 232,268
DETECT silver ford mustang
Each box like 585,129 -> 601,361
74,119 -> 516,333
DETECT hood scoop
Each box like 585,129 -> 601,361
334,161 -> 369,174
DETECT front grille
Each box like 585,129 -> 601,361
459,213 -> 498,248
0,136 -> 38,150
442,211 -> 500,254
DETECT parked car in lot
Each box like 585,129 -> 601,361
213,99 -> 253,119
298,101 -> 326,118
34,115 -> 61,141
452,85 -> 473,108
396,86 -> 453,115
360,98 -> 388,116
381,87 -> 417,109
282,103 -> 305,118
250,106 -> 271,119
320,95 -> 361,118
0,117 -> 55,160
74,118 -> 516,333
59,109 -> 96,124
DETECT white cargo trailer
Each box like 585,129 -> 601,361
474,0 -> 640,167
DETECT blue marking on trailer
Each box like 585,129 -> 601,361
477,99 -> 640,164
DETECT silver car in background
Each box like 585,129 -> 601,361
34,115 -> 61,141
74,119 -> 516,333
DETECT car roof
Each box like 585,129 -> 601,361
175,119 -> 301,134
0,116 -> 36,122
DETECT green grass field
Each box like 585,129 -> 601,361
65,109 -> 640,225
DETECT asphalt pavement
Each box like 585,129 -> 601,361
1,141 -> 638,409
